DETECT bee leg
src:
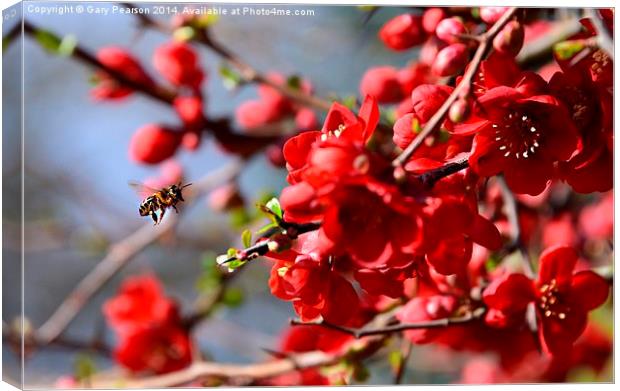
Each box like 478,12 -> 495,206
173,205 -> 179,214
158,208 -> 166,224
150,212 -> 158,225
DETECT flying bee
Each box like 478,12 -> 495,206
129,181 -> 192,225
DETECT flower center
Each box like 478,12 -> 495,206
538,279 -> 570,320
320,124 -> 346,141
492,111 -> 542,160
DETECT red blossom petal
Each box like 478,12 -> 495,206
569,271 -> 609,311
469,214 -> 502,250
540,310 -> 587,356
483,273 -> 535,312
538,245 -> 578,288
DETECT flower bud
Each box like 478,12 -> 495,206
295,108 -> 318,131
181,131 -> 201,151
235,100 -> 282,130
435,17 -> 467,44
379,14 -> 426,51
92,47 -> 153,100
393,113 -> 421,149
493,20 -> 524,57
479,7 -> 508,24
419,38 -> 445,66
449,98 -> 470,123
129,124 -> 183,164
266,143 -> 286,167
431,43 -> 469,77
360,66 -> 404,103
422,8 -> 446,34
173,96 -> 204,128
153,42 -> 204,89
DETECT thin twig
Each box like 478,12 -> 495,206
516,18 -> 583,67
119,2 -> 333,112
35,160 -> 244,344
418,156 -> 470,187
392,7 -> 519,167
290,307 -> 486,339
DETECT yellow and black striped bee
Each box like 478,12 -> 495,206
129,181 -> 192,225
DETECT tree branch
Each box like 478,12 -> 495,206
119,2 -> 333,112
290,307 -> 486,339
392,7 -> 519,167
34,160 -> 244,345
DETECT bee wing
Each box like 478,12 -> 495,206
128,180 -> 160,199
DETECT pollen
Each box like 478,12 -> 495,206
493,111 -> 542,160
538,279 -> 570,321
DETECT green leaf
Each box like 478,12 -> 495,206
34,29 -> 62,54
73,354 -> 96,383
341,95 -> 358,110
229,207 -> 251,229
351,362 -> 370,383
286,75 -> 302,90
226,259 -> 246,272
219,64 -> 243,90
173,26 -> 196,42
256,222 -> 279,235
222,287 -> 244,307
265,197 -> 283,219
553,40 -> 586,61
57,34 -> 77,56
388,350 -> 403,371
437,128 -> 451,143
241,229 -> 252,248
411,117 -> 422,134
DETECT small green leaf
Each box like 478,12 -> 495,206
222,287 -> 244,307
553,40 -> 586,61
34,29 -> 62,54
471,7 -> 480,19
57,34 -> 77,56
265,197 -> 283,219
195,14 -> 220,28
227,248 -> 237,258
388,350 -> 403,371
340,95 -> 358,110
226,259 -> 246,272
219,64 -> 243,90
256,222 -> 279,235
74,354 -> 96,383
351,362 -> 370,382
241,229 -> 252,248
173,26 -> 196,42
286,75 -> 302,90
229,207 -> 251,229
437,129 -> 451,143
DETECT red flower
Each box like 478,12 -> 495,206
397,294 -> 459,344
379,14 -> 426,51
103,274 -> 179,335
173,96 -> 204,129
113,323 -> 192,374
128,124 -> 183,164
153,42 -> 204,90
359,66 -> 404,103
483,245 -> 609,355
459,86 -> 579,195
92,47 -> 153,100
104,274 -> 192,374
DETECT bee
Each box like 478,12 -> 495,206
129,181 -> 192,225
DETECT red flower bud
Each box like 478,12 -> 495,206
379,14 -> 426,51
153,42 -> 204,89
493,20 -> 525,57
432,43 -> 469,77
419,38 -> 445,66
448,98 -> 470,123
181,131 -> 201,151
479,7 -> 508,24
173,96 -> 204,128
435,17 -> 467,44
258,72 -> 294,115
235,100 -> 283,130
129,124 -> 183,164
422,7 -> 446,34
359,66 -> 404,103
295,108 -> 319,131
266,144 -> 286,167
92,47 -> 152,100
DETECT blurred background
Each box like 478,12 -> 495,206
2,1 -> 450,387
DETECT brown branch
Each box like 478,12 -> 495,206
290,307 -> 486,339
392,7 -> 519,167
119,2 -> 333,112
34,160 -> 244,345
417,156 -> 469,187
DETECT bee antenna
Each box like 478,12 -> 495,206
181,183 -> 193,189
